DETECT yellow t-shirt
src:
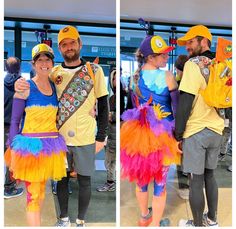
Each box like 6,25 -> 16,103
179,60 -> 224,138
50,63 -> 108,146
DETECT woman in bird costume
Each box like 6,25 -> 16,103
120,35 -> 181,226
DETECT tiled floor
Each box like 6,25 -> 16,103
4,154 -> 232,227
4,181 -> 57,226
120,157 -> 232,227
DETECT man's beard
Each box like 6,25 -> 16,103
188,46 -> 203,58
62,49 -> 80,63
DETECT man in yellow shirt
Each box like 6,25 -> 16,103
174,25 -> 224,227
54,26 -> 109,227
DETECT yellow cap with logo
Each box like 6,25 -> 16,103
32,43 -> 54,60
177,25 -> 212,46
58,26 -> 80,44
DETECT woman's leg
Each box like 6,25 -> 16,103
136,183 -> 153,226
152,166 -> 169,226
151,181 -> 167,226
39,181 -> 46,210
26,212 -> 40,227
136,184 -> 149,217
25,181 -> 41,226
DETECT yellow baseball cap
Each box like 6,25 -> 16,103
32,43 -> 54,60
58,26 -> 80,44
177,25 -> 212,46
140,35 -> 174,58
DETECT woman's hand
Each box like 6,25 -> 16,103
95,141 -> 106,154
178,141 -> 183,153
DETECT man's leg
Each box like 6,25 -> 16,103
107,147 -> 116,184
177,165 -> 189,190
72,144 -> 95,226
55,148 -> 73,227
4,167 -> 16,191
179,130 -> 206,227
189,173 -> 205,226
4,125 -> 23,198
57,172 -> 70,218
204,168 -> 218,222
4,125 -> 16,192
97,146 -> 116,192
218,127 -> 230,161
203,129 -> 222,225
176,164 -> 189,200
77,174 -> 91,220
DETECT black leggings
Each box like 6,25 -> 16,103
57,172 -> 91,220
189,169 -> 218,226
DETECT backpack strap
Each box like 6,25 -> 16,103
190,56 -> 226,118
189,56 -> 212,83
86,62 -> 95,84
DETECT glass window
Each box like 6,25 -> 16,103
80,35 -> 116,59
21,61 -> 32,79
4,30 -> 15,58
21,31 -> 116,76
22,31 -> 39,61
121,22 -> 232,78
5,20 -> 116,93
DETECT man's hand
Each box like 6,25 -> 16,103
15,77 -> 30,92
95,141 -> 105,154
109,111 -> 115,122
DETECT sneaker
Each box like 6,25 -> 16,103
138,207 -> 152,226
4,187 -> 24,199
227,165 -> 232,172
76,219 -> 85,227
202,213 -> 219,227
55,217 -> 71,227
226,149 -> 232,156
52,181 -> 57,195
218,153 -> 226,161
160,218 -> 170,226
96,182 -> 115,192
178,219 -> 195,227
178,188 -> 189,200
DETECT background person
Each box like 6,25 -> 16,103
4,57 -> 24,199
97,67 -> 116,192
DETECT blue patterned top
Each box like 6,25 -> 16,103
20,80 -> 59,134
137,69 -> 173,121
26,80 -> 58,107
